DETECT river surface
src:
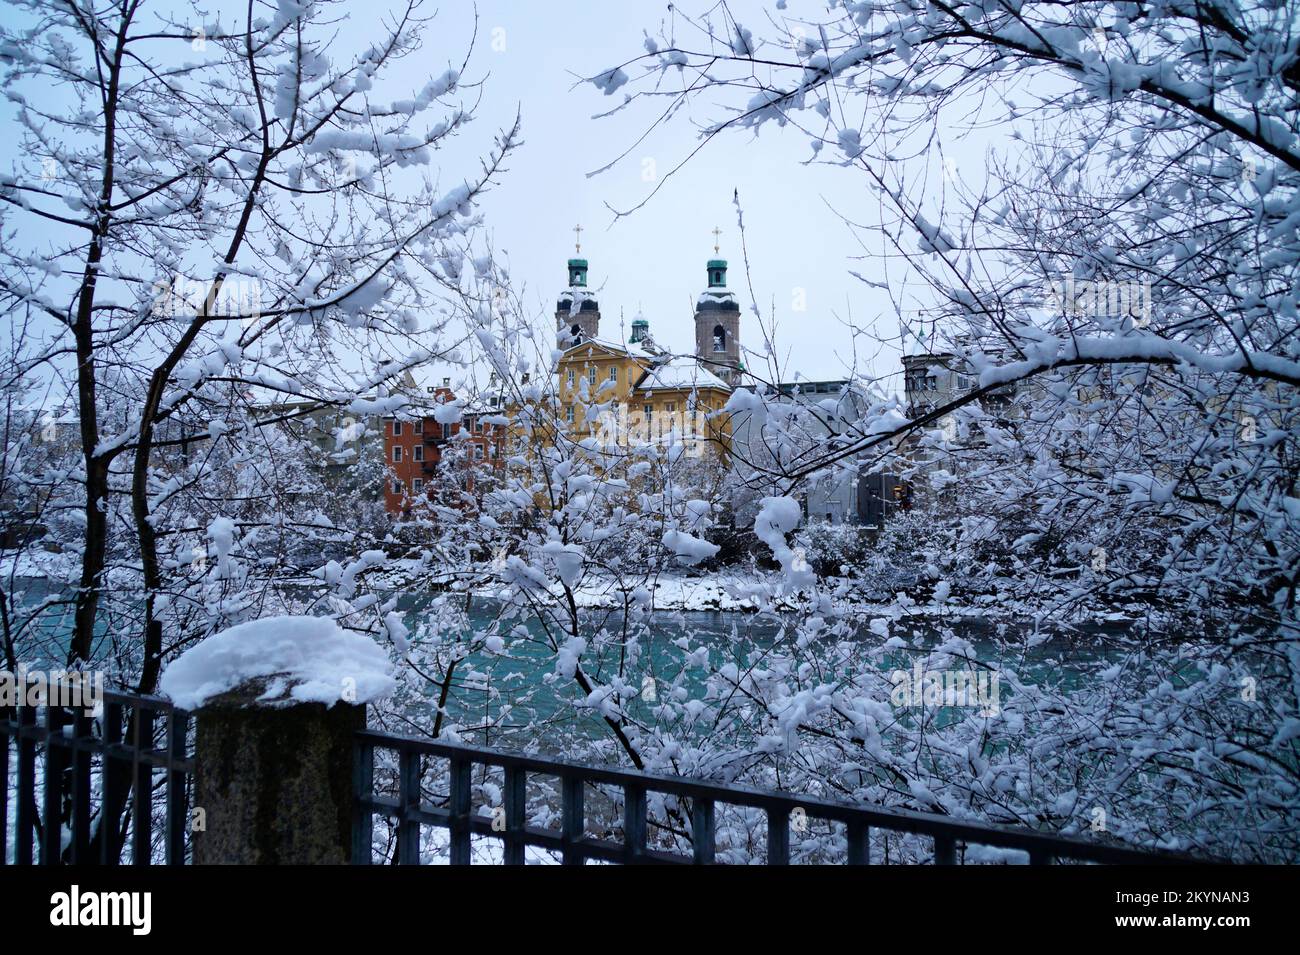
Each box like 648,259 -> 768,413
389,590 -> 1159,739
7,575 -> 1213,745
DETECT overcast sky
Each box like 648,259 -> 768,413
423,0 -> 909,388
0,0 -> 996,395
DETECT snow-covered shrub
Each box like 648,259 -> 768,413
794,521 -> 873,577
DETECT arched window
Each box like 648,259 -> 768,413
712,324 -> 726,353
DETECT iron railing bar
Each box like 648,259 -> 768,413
454,816 -> 687,865
767,808 -> 790,866
164,710 -> 188,865
351,737 -> 374,865
101,700 -> 126,866
70,707 -> 92,863
98,742 -> 194,772
560,774 -> 584,865
934,835 -> 957,866
357,794 -> 401,815
847,821 -> 870,865
503,766 -> 526,866
102,690 -> 181,712
0,708 -> 10,865
448,757 -> 471,865
396,749 -> 421,864
9,720 -> 50,743
15,704 -> 35,865
131,706 -> 155,866
692,798 -> 715,864
623,783 -> 647,863
41,703 -> 66,865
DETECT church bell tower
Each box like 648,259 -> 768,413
556,225 -> 600,346
693,244 -> 741,384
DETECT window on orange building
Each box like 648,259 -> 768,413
393,420 -> 402,436
392,446 -> 402,462
413,420 -> 423,435
413,445 -> 424,462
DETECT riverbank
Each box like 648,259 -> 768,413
469,570 -> 1170,629
0,547 -> 1189,632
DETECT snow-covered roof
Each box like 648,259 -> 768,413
560,337 -> 659,362
635,356 -> 731,392
11,402 -> 78,424
696,288 -> 739,311
556,287 -> 599,314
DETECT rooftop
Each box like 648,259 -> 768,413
635,356 -> 731,393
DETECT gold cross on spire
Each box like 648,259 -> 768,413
573,223 -> 583,255
712,226 -> 722,255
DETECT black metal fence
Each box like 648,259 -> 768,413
3,687 -> 1213,865
353,730 -> 1210,865
1,689 -> 192,865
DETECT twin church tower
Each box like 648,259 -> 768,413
555,229 -> 743,387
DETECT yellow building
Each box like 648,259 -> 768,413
552,255 -> 735,462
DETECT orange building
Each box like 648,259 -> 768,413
382,386 -> 505,516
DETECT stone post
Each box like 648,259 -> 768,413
191,685 -> 365,865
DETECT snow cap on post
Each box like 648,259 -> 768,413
159,614 -> 396,710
